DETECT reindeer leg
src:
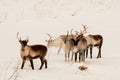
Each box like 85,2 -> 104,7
71,52 -> 74,61
99,48 -> 101,58
86,48 -> 88,58
44,59 -> 47,69
97,47 -> 101,58
30,59 -> 34,70
57,44 -> 62,55
68,51 -> 70,61
82,51 -> 85,62
40,58 -> 44,70
65,53 -> 67,61
75,52 -> 77,62
79,51 -> 82,62
21,59 -> 26,69
90,47 -> 93,58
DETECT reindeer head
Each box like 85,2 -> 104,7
63,29 -> 74,44
62,31 -> 69,44
17,32 -> 29,47
46,33 -> 53,47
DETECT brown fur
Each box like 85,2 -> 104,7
19,40 -> 47,70
72,34 -> 87,62
86,34 -> 103,58
91,35 -> 103,41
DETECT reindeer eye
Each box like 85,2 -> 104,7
50,40 -> 53,42
19,40 -> 21,43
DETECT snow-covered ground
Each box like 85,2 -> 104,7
0,0 -> 120,80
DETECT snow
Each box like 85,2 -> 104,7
0,0 -> 120,80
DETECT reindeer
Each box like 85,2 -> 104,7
85,34 -> 103,58
62,31 -> 75,61
46,33 -> 65,55
17,32 -> 47,70
71,27 -> 88,62
81,25 -> 103,58
46,29 -> 76,55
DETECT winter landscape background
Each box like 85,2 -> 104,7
0,0 -> 120,80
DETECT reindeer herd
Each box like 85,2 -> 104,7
17,25 -> 103,70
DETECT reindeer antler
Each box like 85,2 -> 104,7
67,31 -> 69,37
46,33 -> 52,39
79,29 -> 83,35
81,24 -> 88,34
75,31 -> 79,35
70,29 -> 73,35
16,32 -> 21,41
26,36 -> 29,42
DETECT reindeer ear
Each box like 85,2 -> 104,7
17,32 -> 21,41
26,36 -> 29,42
26,39 -> 29,42
19,40 -> 21,43
45,40 -> 48,42
67,31 -> 69,37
